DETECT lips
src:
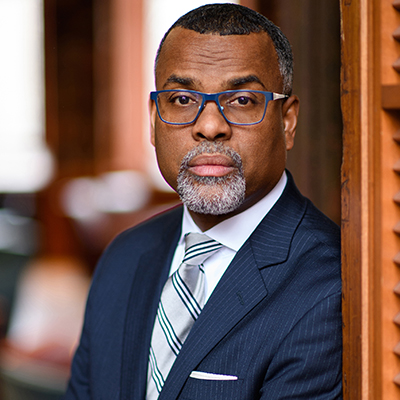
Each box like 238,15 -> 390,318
188,154 -> 236,177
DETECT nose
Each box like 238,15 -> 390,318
192,101 -> 232,141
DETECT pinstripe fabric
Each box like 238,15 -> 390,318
147,233 -> 222,400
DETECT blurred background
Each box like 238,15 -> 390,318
0,0 -> 341,398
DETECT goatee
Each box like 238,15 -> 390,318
177,142 -> 246,215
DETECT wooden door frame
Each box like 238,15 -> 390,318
341,0 -> 380,397
341,0 -> 400,398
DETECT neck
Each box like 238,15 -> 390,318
187,191 -> 264,231
185,174 -> 285,231
188,211 -> 234,232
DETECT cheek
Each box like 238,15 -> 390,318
155,140 -> 179,187
244,127 -> 285,165
240,129 -> 287,189
153,125 -> 190,189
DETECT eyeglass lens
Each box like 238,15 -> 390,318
156,91 -> 267,125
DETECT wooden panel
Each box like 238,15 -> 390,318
41,0 -> 95,258
43,0 -> 58,153
92,0 -> 145,174
53,0 -> 95,177
107,0 -> 144,172
341,0 -> 400,398
340,0 -> 363,396
381,1 -> 400,394
382,85 -> 400,109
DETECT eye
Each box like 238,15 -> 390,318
236,96 -> 250,105
227,94 -> 256,107
168,92 -> 198,106
176,95 -> 191,105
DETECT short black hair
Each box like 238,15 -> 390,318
155,3 -> 293,95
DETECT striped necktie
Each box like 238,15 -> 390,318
146,232 -> 222,400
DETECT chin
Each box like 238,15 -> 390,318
177,173 -> 246,215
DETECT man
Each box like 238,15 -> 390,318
65,4 -> 342,399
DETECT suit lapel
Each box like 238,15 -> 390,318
250,172 -> 307,268
158,173 -> 307,400
120,208 -> 182,400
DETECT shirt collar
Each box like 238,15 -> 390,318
180,171 -> 287,252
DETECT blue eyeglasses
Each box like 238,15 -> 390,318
150,89 -> 288,126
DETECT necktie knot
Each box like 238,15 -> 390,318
183,232 -> 222,266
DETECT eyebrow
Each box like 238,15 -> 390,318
228,75 -> 266,88
162,74 -> 266,90
163,75 -> 196,88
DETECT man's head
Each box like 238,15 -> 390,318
155,3 -> 293,95
150,4 -> 299,230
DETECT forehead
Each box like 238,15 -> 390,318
155,28 -> 282,92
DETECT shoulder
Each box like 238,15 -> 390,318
301,199 -> 340,253
287,190 -> 341,301
106,205 -> 183,252
90,205 -> 183,286
293,199 -> 341,290
278,170 -> 340,253
257,171 -> 341,297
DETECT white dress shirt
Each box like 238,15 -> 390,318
169,171 -> 287,302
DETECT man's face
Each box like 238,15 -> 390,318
150,28 -> 299,218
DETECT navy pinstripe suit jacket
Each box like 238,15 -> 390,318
65,172 -> 342,400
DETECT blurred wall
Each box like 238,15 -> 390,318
260,0 -> 342,224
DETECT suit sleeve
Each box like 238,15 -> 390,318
259,292 -> 342,400
62,295 -> 92,399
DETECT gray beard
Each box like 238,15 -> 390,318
176,142 -> 246,215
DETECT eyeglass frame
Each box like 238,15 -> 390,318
150,89 -> 289,126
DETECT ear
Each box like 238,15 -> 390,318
149,98 -> 157,147
282,95 -> 299,151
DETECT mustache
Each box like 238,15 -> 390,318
179,142 -> 243,172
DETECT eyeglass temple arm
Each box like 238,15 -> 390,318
273,93 -> 288,100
